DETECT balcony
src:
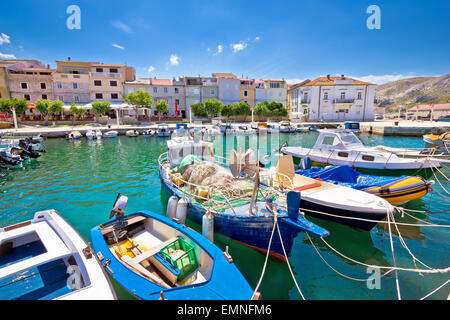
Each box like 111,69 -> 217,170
301,98 -> 310,104
90,72 -> 122,78
333,98 -> 355,104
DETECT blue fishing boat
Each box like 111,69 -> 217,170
158,136 -> 329,260
90,195 -> 255,300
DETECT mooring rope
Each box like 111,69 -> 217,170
419,279 -> 450,300
387,209 -> 402,299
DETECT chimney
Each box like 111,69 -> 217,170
341,74 -> 345,79
327,74 -> 331,80
68,57 -> 71,61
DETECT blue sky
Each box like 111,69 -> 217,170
0,0 -> 449,84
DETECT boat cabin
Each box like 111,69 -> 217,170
314,130 -> 364,150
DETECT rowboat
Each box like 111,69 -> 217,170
66,131 -> 82,140
0,210 -> 116,300
279,121 -> 297,133
90,196 -> 254,300
142,130 -> 155,137
295,165 -> 434,205
103,131 -> 118,138
423,132 -> 450,150
157,124 -> 171,137
126,130 -> 139,137
159,136 -> 329,260
281,130 -> 442,173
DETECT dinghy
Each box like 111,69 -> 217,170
159,136 -> 329,260
103,131 -> 118,138
0,210 -> 116,300
262,155 -> 394,231
66,131 -> 82,140
85,130 -> 96,140
295,165 -> 434,205
296,124 -> 310,133
157,124 -> 171,137
142,129 -> 155,137
0,147 -> 23,166
281,130 -> 443,174
279,121 -> 297,133
126,130 -> 139,137
90,195 -> 254,300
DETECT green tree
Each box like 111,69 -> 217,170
124,90 -> 154,120
0,98 -> 29,124
190,102 -> 207,118
221,104 -> 234,120
91,101 -> 112,122
48,100 -> 64,122
35,99 -> 52,125
70,103 -> 87,124
254,102 -> 271,117
204,98 -> 223,119
154,99 -> 169,122
232,102 -> 251,121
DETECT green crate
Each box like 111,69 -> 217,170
159,238 -> 198,281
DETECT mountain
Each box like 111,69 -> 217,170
376,73 -> 450,109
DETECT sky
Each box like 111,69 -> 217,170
0,0 -> 449,84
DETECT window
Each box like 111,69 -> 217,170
21,83 -> 28,89
341,134 -> 361,145
270,82 -> 281,89
74,95 -> 79,102
56,82 -> 62,89
324,92 -> 328,100
362,155 -> 375,161
322,136 -> 337,146
175,88 -> 179,94
110,80 -> 118,87
40,83 -> 46,89
164,87 -> 168,93
24,94 -> 30,101
337,152 -> 349,158
357,92 -> 362,100
96,68 -> 103,73
110,68 -> 118,73
244,90 -> 248,97
94,80 -> 102,86
42,94 -> 47,99
73,82 -> 78,89
211,89 -> 215,95
111,93 -> 119,100
153,87 -> 158,93
95,93 -> 103,99
175,99 -> 180,105
340,92 -> 345,100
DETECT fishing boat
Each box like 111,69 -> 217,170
296,124 -> 310,133
66,131 -> 82,140
126,130 -> 139,137
90,195 -> 254,300
281,130 -> 443,174
372,145 -> 450,159
103,131 -> 118,138
295,165 -> 434,205
267,124 -> 279,134
0,147 -> 23,166
95,130 -> 103,139
338,122 -> 361,133
233,125 -> 255,135
0,210 -> 116,300
256,122 -> 268,134
205,125 -> 222,136
261,155 -> 394,230
423,132 -> 450,150
279,121 -> 296,133
157,124 -> 170,137
159,136 -> 329,260
142,129 -> 155,137
85,130 -> 96,140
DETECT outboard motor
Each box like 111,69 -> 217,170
109,193 -> 128,219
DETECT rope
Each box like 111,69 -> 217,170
420,279 -> 450,300
251,214 -> 277,300
320,237 -> 450,274
400,207 -> 450,215
276,218 -> 306,300
387,209 -> 401,299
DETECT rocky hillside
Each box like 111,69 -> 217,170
376,73 -> 450,109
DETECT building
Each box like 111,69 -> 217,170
6,60 -> 55,102
408,103 -> 450,120
239,78 -> 256,108
255,80 -> 267,106
54,59 -> 93,103
294,75 -> 376,122
0,61 -> 15,99
181,76 -> 202,118
287,80 -> 311,119
212,73 -> 240,106
201,77 -> 219,103
89,63 -> 135,102
264,79 -> 288,107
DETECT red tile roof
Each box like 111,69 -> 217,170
212,73 -> 237,79
303,76 -> 372,86
151,79 -> 172,86
409,103 -> 450,111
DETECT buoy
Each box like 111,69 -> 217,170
166,196 -> 178,220
175,197 -> 188,224
202,211 -> 214,242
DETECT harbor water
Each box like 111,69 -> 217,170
0,132 -> 448,300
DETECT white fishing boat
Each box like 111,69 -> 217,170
296,124 -> 310,133
95,130 -> 103,139
234,125 -> 256,135
279,121 -> 296,133
267,124 -> 279,134
142,129 -> 155,137
126,130 -> 139,137
281,130 -> 442,172
103,131 -> 118,138
66,131 -> 82,140
205,125 -> 222,136
0,210 -> 116,300
85,130 -> 96,140
157,124 -> 170,137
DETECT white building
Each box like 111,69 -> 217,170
289,75 -> 376,122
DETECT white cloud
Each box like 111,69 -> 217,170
169,54 -> 179,66
0,52 -> 16,59
255,36 -> 260,41
112,43 -> 125,50
231,41 -> 248,53
213,45 -> 223,56
148,66 -> 155,73
0,33 -> 11,45
350,74 -> 425,85
207,47 -> 211,52
111,21 -> 133,33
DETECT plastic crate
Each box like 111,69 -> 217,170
159,238 -> 198,281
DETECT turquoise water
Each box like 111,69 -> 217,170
0,133 -> 449,300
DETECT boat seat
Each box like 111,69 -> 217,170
130,237 -> 179,264
276,155 -> 325,192
121,255 -> 171,289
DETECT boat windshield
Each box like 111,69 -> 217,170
341,134 -> 363,146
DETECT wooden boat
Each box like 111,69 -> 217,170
157,124 -> 170,137
279,121 -> 296,133
91,207 -> 254,300
281,130 -> 443,173
142,130 -> 155,137
264,155 -> 394,230
159,136 -> 329,260
295,165 -> 434,205
103,131 -> 118,138
423,132 -> 450,150
0,210 -> 116,300
126,130 -> 139,137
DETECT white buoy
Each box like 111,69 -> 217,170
166,196 -> 178,220
202,211 -> 214,242
175,197 -> 188,224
